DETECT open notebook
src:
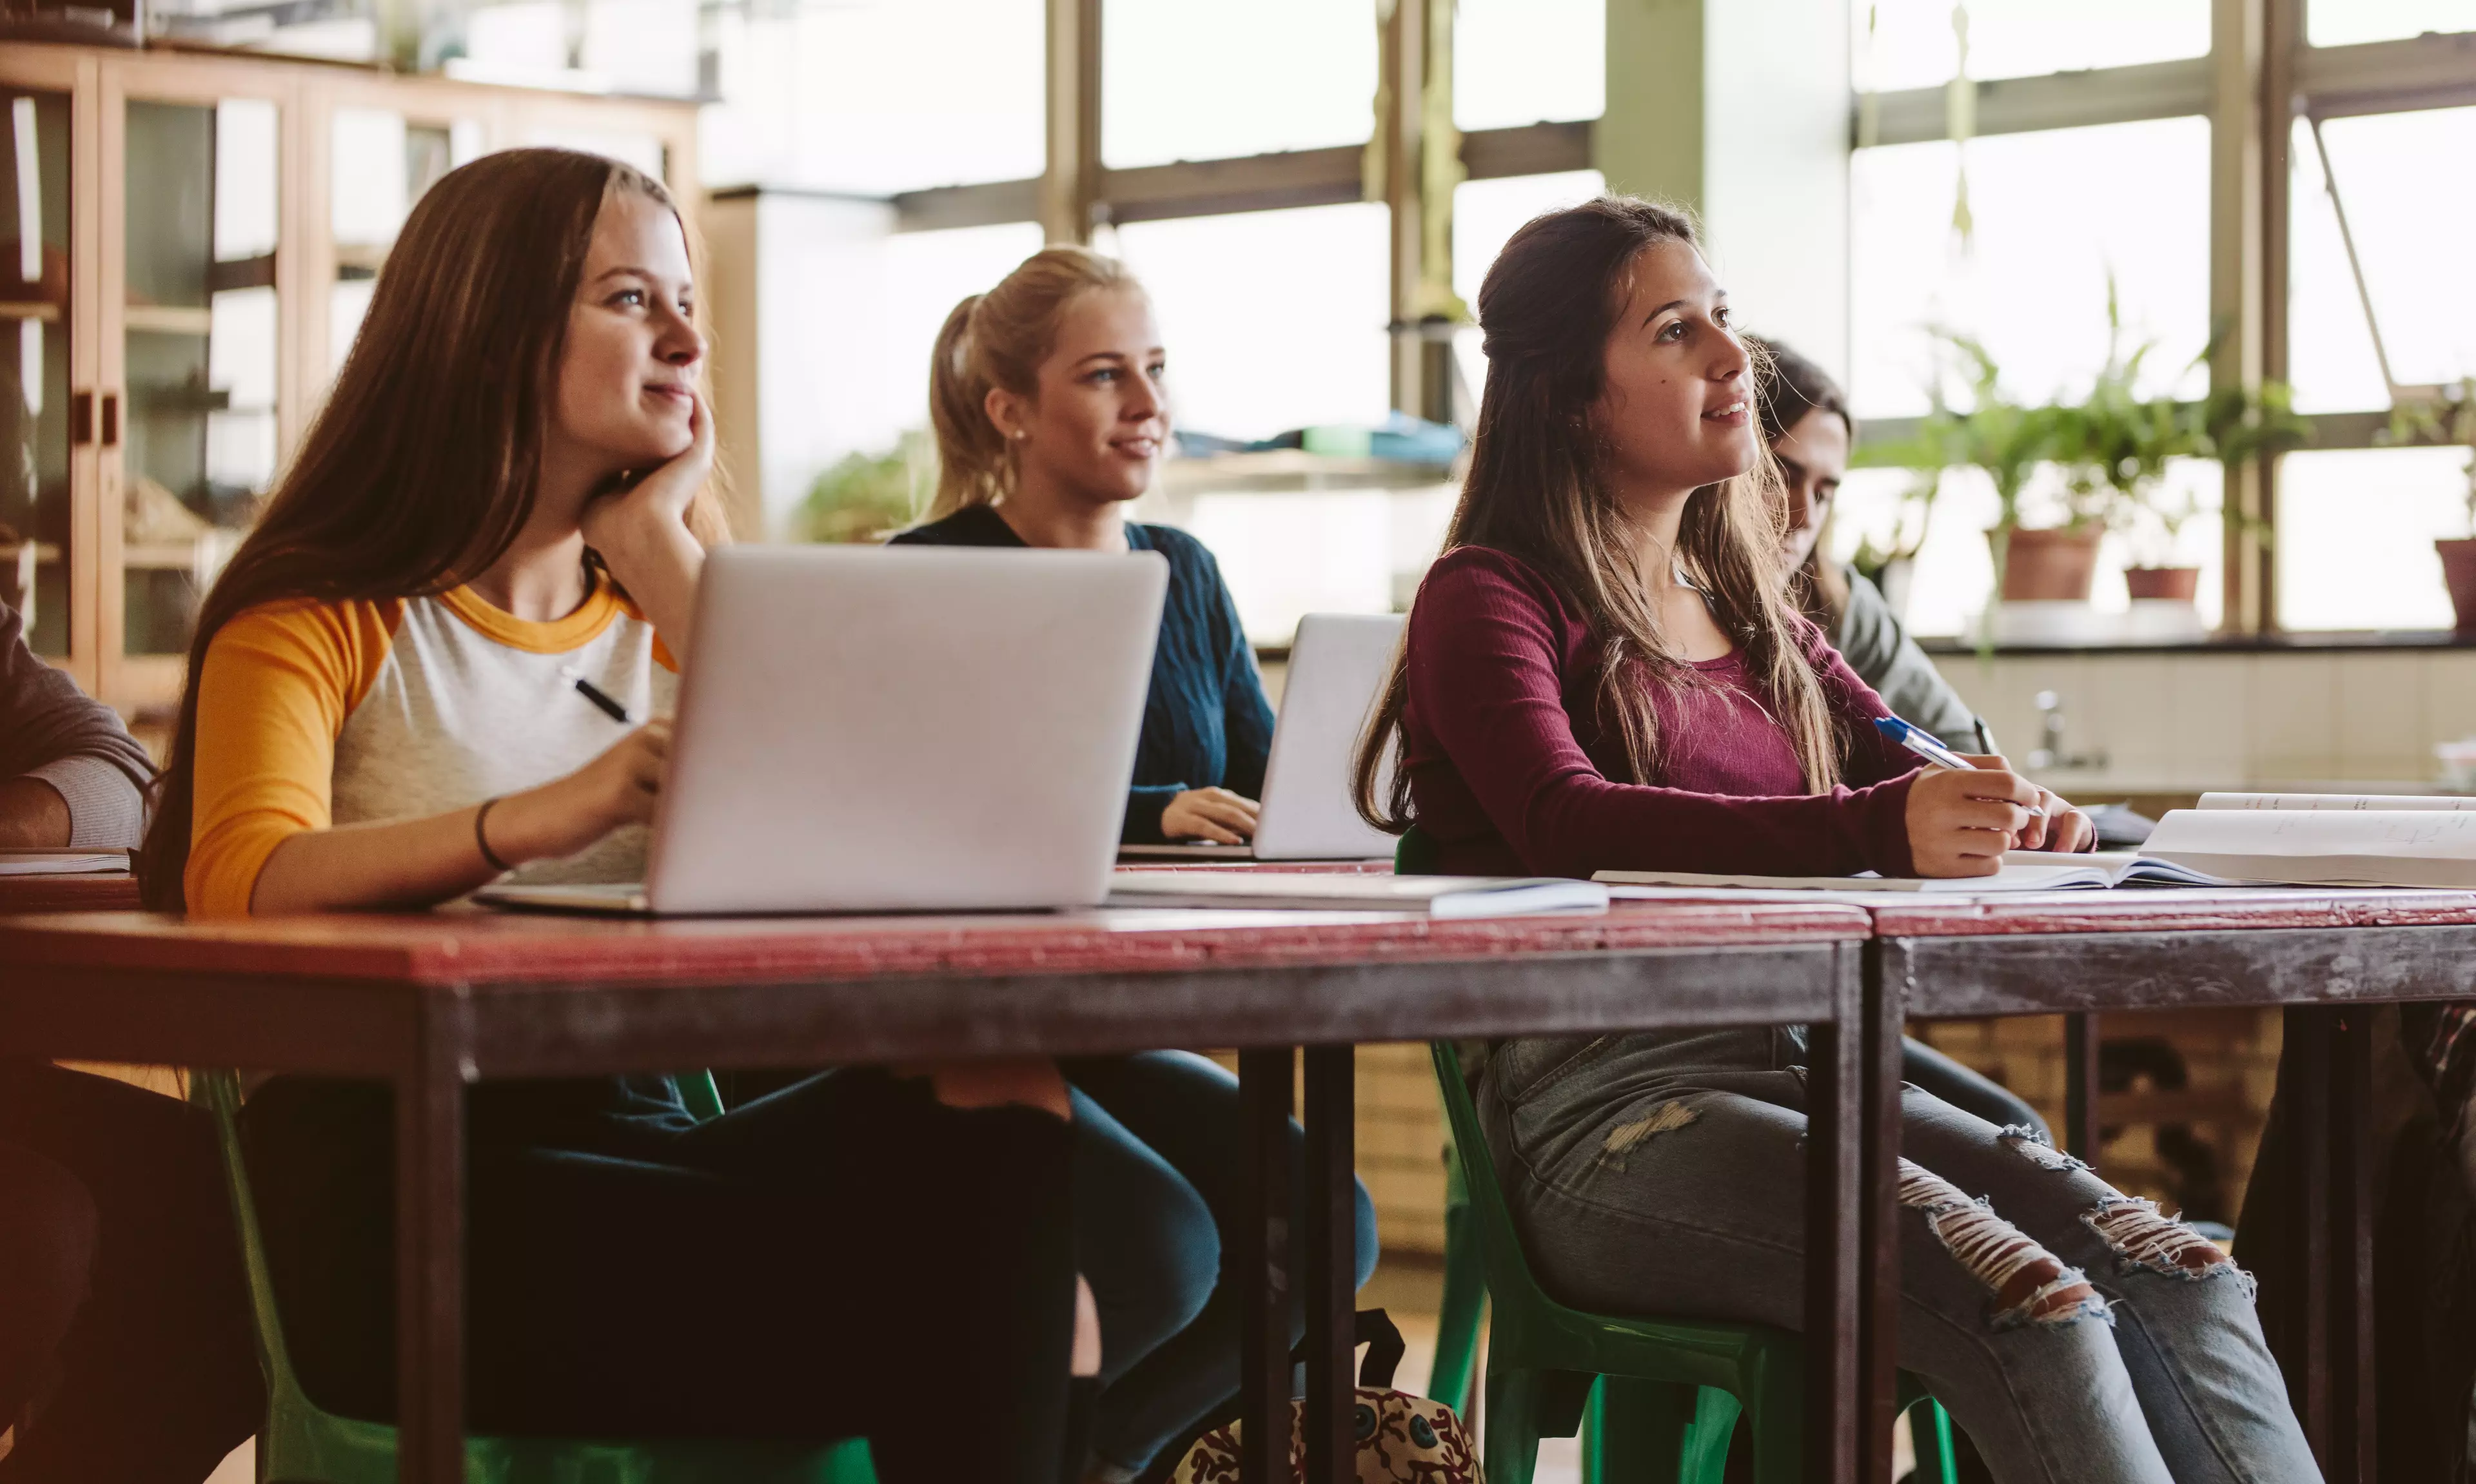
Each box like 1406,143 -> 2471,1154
1600,791 -> 2476,894
2134,792 -> 2476,888
1596,850 -> 2229,895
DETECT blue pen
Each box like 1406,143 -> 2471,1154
1873,716 -> 2047,817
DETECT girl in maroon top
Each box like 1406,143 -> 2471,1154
1357,198 -> 2317,1484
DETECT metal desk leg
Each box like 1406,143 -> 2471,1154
1855,942 -> 1905,1484
397,1008 -> 468,1483
1237,1048 -> 1295,1484
1302,1046 -> 1357,1484
1805,946 -> 1864,1484
2063,1011 -> 2101,1166
2283,1004 -> 2332,1467
2330,1008 -> 2375,1484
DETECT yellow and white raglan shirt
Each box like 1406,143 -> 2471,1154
186,579 -> 678,917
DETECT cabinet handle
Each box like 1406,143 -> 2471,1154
70,390 -> 93,445
101,393 -> 119,447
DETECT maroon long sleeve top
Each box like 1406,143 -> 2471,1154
1400,545 -> 1924,880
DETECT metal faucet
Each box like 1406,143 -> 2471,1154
2027,690 -> 2109,772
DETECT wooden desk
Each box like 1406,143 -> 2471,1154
1868,889 -> 2476,1484
0,872 -> 140,914
0,900 -> 1876,1484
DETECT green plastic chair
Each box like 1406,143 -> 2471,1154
1427,1044 -> 1961,1484
194,1068 -> 876,1484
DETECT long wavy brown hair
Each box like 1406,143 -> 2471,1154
139,148 -> 729,908
1353,197 -> 1842,833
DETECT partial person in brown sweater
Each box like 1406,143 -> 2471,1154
0,598 -> 151,847
1354,198 -> 2317,1484
0,600 -> 260,1484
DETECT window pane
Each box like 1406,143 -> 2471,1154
1849,117 -> 2212,419
2277,448 -> 2476,630
703,0 -> 1043,193
1830,458 -> 2223,637
1449,170 -> 1604,404
2309,0 -> 2474,46
1854,0 -> 2209,92
1454,0 -> 1603,132
760,215 -> 1043,525
1113,203 -> 1392,442
1103,0 -> 1376,168
1,90 -> 72,657
2288,108 -> 2476,412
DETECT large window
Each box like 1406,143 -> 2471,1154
1113,203 -> 1393,443
1101,0 -> 1376,168
1854,0 -> 2210,92
2309,0 -> 2476,47
1849,117 -> 2212,419
1453,0 -> 1604,132
703,0 -> 1043,194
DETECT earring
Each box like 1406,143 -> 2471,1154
1012,429 -> 1029,441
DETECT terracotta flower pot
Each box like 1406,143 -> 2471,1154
1992,527 -> 2102,603
2123,566 -> 2201,602
2438,539 -> 2476,632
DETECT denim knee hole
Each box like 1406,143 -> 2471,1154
1898,1159 -> 2110,1330
2083,1195 -> 2254,1298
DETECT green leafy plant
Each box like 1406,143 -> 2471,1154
2386,377 -> 2476,535
796,432 -> 933,544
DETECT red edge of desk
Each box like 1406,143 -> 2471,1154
0,899 -> 1876,988
1866,888 -> 2476,937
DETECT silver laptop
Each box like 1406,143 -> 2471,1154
480,543 -> 1167,915
1121,611 -> 1403,863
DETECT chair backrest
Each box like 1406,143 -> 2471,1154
1395,825 -> 1441,875
1426,1042 -> 1567,1342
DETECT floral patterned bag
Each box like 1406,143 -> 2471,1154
1168,1309 -> 1480,1483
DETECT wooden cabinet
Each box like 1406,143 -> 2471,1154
0,44 -> 697,717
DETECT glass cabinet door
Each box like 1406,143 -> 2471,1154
1,88 -> 72,659
119,93 -> 279,663
328,106 -> 473,375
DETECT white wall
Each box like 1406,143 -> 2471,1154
1701,0 -> 1851,381
1600,0 -> 1852,384
1937,650 -> 2476,793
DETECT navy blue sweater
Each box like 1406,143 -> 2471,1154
889,505 -> 1276,843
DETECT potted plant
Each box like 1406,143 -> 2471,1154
2053,325 -> 2201,601
2392,379 -> 2476,631
1927,333 -> 2081,600
796,432 -> 933,544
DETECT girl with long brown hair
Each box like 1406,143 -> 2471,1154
1355,197 -> 2316,1483
139,148 -> 1091,1479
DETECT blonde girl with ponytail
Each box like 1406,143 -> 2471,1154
894,246 -> 1380,1484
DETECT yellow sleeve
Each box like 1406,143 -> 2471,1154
185,598 -> 398,917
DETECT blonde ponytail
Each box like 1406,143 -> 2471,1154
923,246 -> 1145,519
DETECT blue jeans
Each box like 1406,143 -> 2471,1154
1480,1028 -> 2319,1484
1068,1051 -> 1381,1480
1903,1035 -> 2048,1141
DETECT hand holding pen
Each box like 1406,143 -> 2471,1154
1878,716 -> 2094,872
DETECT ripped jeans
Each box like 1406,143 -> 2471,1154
1479,1028 -> 2322,1484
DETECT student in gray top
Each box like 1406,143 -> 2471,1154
1750,336 -> 1983,754
1747,340 -> 2050,1141
0,596 -> 152,846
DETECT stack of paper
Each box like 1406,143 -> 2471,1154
0,847 -> 134,877
1106,870 -> 1608,917
1597,850 -> 2228,896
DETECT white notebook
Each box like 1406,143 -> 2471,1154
1105,870 -> 1609,918
1597,849 -> 2230,896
